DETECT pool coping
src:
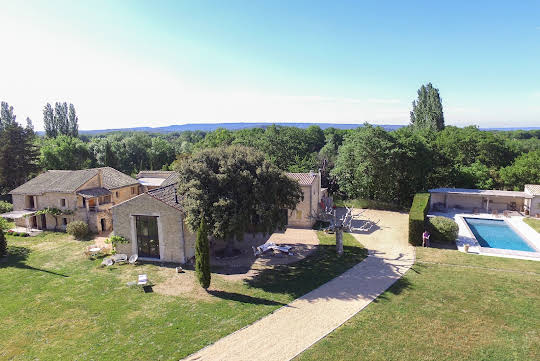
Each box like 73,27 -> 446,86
429,211 -> 540,262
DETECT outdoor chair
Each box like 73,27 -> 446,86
101,257 -> 114,267
128,254 -> 138,264
491,209 -> 499,217
503,210 -> 509,218
112,254 -> 128,263
137,274 -> 148,286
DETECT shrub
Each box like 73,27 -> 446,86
66,221 -> 89,239
427,216 -> 459,243
105,235 -> 129,253
312,220 -> 331,230
408,193 -> 430,246
0,201 -> 13,214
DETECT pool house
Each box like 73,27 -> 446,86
429,184 -> 540,216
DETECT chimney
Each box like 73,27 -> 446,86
97,168 -> 103,187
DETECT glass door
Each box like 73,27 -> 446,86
135,215 -> 160,258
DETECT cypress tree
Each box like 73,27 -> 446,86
195,217 -> 211,289
0,230 -> 6,257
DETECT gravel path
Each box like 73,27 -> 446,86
182,210 -> 414,361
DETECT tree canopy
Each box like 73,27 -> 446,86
176,145 -> 303,243
410,83 -> 445,131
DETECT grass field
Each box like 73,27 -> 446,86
524,217 -> 540,233
296,247 -> 540,361
0,230 -> 365,361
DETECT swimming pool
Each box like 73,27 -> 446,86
464,217 -> 536,252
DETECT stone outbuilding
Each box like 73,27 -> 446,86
285,171 -> 327,228
112,184 -> 196,263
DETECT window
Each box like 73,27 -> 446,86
136,216 -> 160,258
62,217 -> 68,226
131,187 -> 136,195
60,198 -> 66,207
296,210 -> 303,219
115,191 -> 119,198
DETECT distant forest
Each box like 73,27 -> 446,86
1,83 -> 539,207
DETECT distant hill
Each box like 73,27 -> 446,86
36,122 -> 539,136
75,122 -> 402,135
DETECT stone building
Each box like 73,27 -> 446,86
110,171 -> 326,264
7,167 -> 140,233
285,171 -> 327,228
111,184 -> 196,263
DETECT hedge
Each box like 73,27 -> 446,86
427,216 -> 459,243
408,193 -> 430,246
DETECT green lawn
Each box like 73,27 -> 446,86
524,217 -> 540,233
296,247 -> 540,361
0,231 -> 365,361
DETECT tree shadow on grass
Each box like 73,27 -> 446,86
0,245 -> 68,277
208,290 -> 288,306
245,244 -> 368,299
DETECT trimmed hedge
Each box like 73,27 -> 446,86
66,221 -> 89,240
408,193 -> 430,246
427,216 -> 459,243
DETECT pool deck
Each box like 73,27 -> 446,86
429,211 -> 540,261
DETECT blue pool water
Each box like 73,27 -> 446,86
464,218 -> 536,252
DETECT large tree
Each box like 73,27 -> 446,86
176,145 -> 303,252
331,125 -> 433,206
499,150 -> 540,191
40,135 -> 91,170
55,102 -> 70,136
410,83 -> 445,131
0,101 -> 17,131
68,103 -> 79,137
43,103 -> 56,138
0,103 -> 40,194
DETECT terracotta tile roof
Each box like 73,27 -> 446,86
9,167 -> 138,195
147,184 -> 183,212
525,184 -> 540,196
286,172 -> 317,186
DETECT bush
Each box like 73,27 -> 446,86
427,216 -> 459,243
66,221 -> 89,239
408,193 -> 430,246
312,220 -> 331,230
105,235 -> 129,253
0,200 -> 13,214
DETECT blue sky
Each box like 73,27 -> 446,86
0,0 -> 539,130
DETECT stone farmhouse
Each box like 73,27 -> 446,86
111,171 -> 326,264
7,167 -> 140,233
